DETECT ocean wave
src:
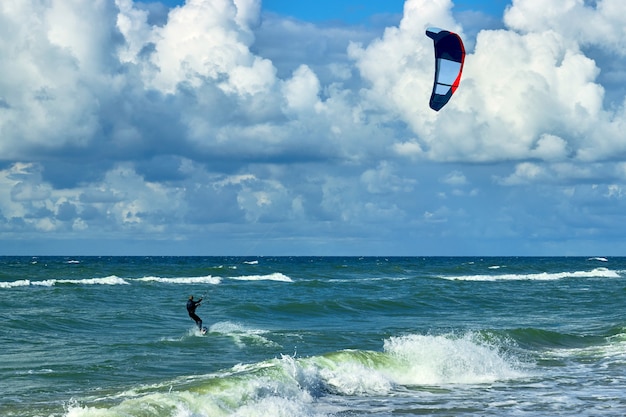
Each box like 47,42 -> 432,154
14,368 -> 55,375
381,332 -> 527,385
134,275 -> 222,285
588,257 -> 608,262
536,328 -> 626,368
228,273 -> 293,283
133,273 -> 291,284
64,331 -> 529,417
506,327 -> 606,350
208,321 -> 281,348
161,322 -> 282,347
0,276 -> 129,288
440,267 -> 621,281
0,279 -> 33,288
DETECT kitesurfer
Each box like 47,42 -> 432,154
186,295 -> 203,330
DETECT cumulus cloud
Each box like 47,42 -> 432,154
1,0 -> 626,255
441,170 -> 467,186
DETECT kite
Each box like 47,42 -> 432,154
425,27 -> 465,111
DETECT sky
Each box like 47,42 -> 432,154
1,0 -> 626,256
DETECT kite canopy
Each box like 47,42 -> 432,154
425,27 -> 465,111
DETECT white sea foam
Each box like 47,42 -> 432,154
228,273 -> 293,283
588,257 -> 608,262
135,275 -> 222,285
65,378 -> 325,417
311,353 -> 394,396
209,321 -> 281,348
279,332 -> 528,399
441,267 -> 620,281
14,368 -> 54,375
382,332 -> 528,385
59,276 -> 130,285
136,273 -> 291,285
0,276 -> 129,288
243,260 -> 259,265
0,279 -> 33,288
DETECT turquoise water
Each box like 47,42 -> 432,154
1,256 -> 625,416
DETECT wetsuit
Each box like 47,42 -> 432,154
186,298 -> 203,330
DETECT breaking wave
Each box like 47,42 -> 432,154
440,267 -> 620,281
0,276 -> 129,288
64,331 -> 527,417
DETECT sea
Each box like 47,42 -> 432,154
1,256 -> 625,416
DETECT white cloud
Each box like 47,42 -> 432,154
148,0 -> 254,92
116,0 -> 154,64
504,0 -> 626,55
530,134 -> 569,161
281,65 -> 322,114
497,162 -> 546,185
441,170 -> 467,186
392,140 -> 425,159
0,1 -> 106,156
361,162 -> 416,194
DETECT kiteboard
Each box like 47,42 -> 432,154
200,327 -> 208,335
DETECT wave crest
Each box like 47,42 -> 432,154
441,267 -> 620,281
0,276 -> 129,288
